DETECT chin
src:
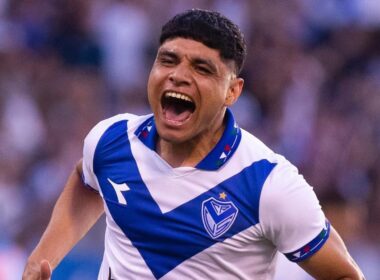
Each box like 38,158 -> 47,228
160,133 -> 188,144
157,128 -> 192,144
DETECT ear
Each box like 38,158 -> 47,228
225,77 -> 244,106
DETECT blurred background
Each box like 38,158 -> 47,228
0,0 -> 379,279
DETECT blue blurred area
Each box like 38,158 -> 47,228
52,218 -> 105,280
53,251 -> 101,280
52,218 -> 104,280
0,0 -> 380,279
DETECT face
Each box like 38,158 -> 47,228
147,38 -> 243,144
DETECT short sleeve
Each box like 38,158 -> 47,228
82,128 -> 100,191
259,156 -> 330,262
82,113 -> 138,192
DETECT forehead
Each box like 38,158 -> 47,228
158,38 -> 223,62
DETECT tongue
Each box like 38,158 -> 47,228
165,103 -> 192,122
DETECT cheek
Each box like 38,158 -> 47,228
199,90 -> 226,120
202,84 -> 228,107
147,68 -> 158,91
147,69 -> 163,103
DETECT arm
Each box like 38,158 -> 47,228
299,226 -> 365,280
22,160 -> 104,280
259,158 -> 364,280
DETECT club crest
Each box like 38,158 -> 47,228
201,196 -> 238,239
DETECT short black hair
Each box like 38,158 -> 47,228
159,9 -> 247,75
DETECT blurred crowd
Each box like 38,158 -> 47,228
0,0 -> 379,279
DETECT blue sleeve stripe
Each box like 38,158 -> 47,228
284,220 -> 330,262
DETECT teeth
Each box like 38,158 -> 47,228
165,92 -> 193,103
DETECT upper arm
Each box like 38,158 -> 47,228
260,158 -> 327,256
259,158 -> 364,279
82,113 -> 138,192
299,226 -> 365,280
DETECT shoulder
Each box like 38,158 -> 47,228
84,113 -> 151,148
236,129 -> 283,170
258,151 -> 326,255
238,130 -> 326,255
81,113 -> 151,190
238,129 -> 314,212
239,128 -> 307,186
260,155 -> 313,217
83,112 -> 152,167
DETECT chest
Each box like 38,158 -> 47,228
94,128 -> 275,278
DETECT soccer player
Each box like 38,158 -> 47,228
23,9 -> 364,280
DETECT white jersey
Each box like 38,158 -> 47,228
82,109 -> 329,280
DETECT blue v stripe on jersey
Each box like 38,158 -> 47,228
94,120 -> 276,279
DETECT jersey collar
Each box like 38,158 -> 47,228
135,108 -> 241,171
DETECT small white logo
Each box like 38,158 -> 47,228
107,178 -> 130,205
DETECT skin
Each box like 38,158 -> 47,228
148,38 -> 243,167
22,38 -> 364,280
299,227 -> 365,279
22,162 -> 104,280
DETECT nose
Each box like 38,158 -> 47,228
168,64 -> 191,87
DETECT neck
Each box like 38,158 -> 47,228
157,122 -> 226,168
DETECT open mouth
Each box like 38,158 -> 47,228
161,92 -> 196,124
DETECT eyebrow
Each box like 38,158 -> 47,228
157,49 -> 178,59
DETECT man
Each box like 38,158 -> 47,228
23,9 -> 364,280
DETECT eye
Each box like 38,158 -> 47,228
157,53 -> 178,67
159,58 -> 174,67
195,65 -> 212,75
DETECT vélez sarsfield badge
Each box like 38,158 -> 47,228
201,195 -> 238,239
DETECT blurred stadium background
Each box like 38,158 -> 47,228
0,0 -> 379,279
